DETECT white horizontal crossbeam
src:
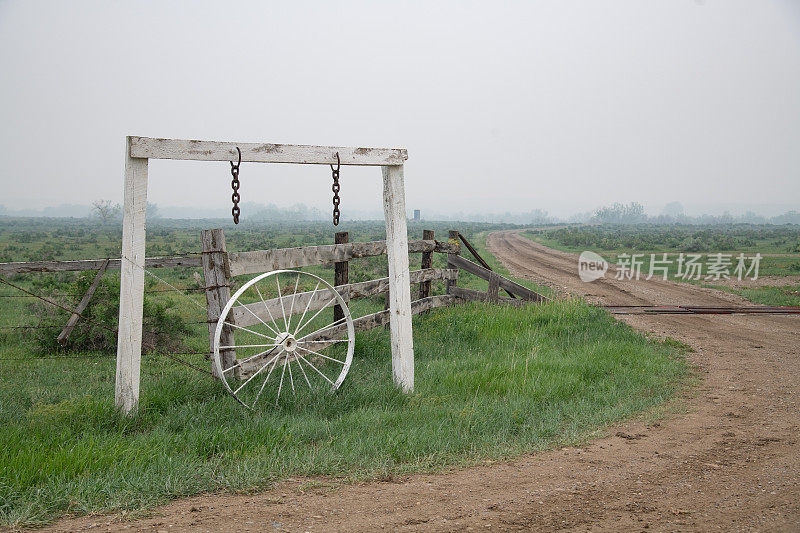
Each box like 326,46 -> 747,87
128,136 -> 408,166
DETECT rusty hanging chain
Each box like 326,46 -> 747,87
331,152 -> 341,225
230,147 -> 242,224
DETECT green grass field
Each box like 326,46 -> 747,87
701,285 -> 800,307
525,224 -> 800,255
523,225 -> 800,306
0,219 -> 690,527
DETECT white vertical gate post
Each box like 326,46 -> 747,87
115,139 -> 148,414
381,164 -> 414,392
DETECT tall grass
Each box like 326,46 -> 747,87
0,300 -> 688,527
704,284 -> 800,306
524,226 -> 800,279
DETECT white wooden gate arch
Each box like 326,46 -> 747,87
116,136 -> 414,414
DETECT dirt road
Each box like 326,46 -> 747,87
48,230 -> 800,532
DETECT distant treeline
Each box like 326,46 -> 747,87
587,202 -> 800,226
2,200 -> 799,226
542,224 -> 800,254
0,202 -> 329,222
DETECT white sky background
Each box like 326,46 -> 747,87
0,0 -> 798,219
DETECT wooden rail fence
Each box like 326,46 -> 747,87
201,228 -> 464,377
0,228 -> 548,380
206,228 -> 546,377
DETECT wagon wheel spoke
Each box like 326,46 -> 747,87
221,320 -> 275,340
219,343 -> 280,350
295,281 -> 320,337
238,296 -> 282,338
275,358 -> 288,406
222,345 -> 281,374
286,272 -> 301,332
233,349 -> 283,396
294,294 -> 338,338
296,315 -> 348,343
295,352 -> 313,390
254,284 -> 283,337
296,345 -> 346,365
296,353 -> 336,386
275,275 -> 289,331
253,353 -> 282,408
287,355 -> 296,396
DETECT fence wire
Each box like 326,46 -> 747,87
0,320 -> 209,330
0,287 -> 206,297
0,274 -> 212,376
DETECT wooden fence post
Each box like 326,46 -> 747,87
58,258 -> 109,346
115,145 -> 148,415
458,232 -> 516,299
446,230 -> 460,295
333,231 -> 349,324
201,229 -> 235,377
419,229 -> 434,299
381,164 -> 414,393
487,272 -> 500,303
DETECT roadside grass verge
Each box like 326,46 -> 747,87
0,300 -> 689,527
522,227 -> 800,304
523,224 -> 800,255
702,284 -> 800,306
525,231 -> 800,279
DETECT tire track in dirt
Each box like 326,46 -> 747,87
45,231 -> 800,532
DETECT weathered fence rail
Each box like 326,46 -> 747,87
447,254 -> 549,303
457,231 -> 516,299
0,240 -> 458,277
230,268 -> 458,328
227,239 -> 458,277
0,255 -> 201,275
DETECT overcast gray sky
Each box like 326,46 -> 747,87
0,0 -> 798,219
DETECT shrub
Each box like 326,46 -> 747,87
31,273 -> 189,355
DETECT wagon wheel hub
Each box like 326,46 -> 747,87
275,332 -> 298,353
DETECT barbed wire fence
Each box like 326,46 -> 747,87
0,261 -> 214,375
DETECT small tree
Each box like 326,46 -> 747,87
594,202 -> 647,224
147,202 -> 161,219
91,200 -> 121,224
662,201 -> 684,219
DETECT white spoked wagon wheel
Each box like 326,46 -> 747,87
213,269 -> 355,409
